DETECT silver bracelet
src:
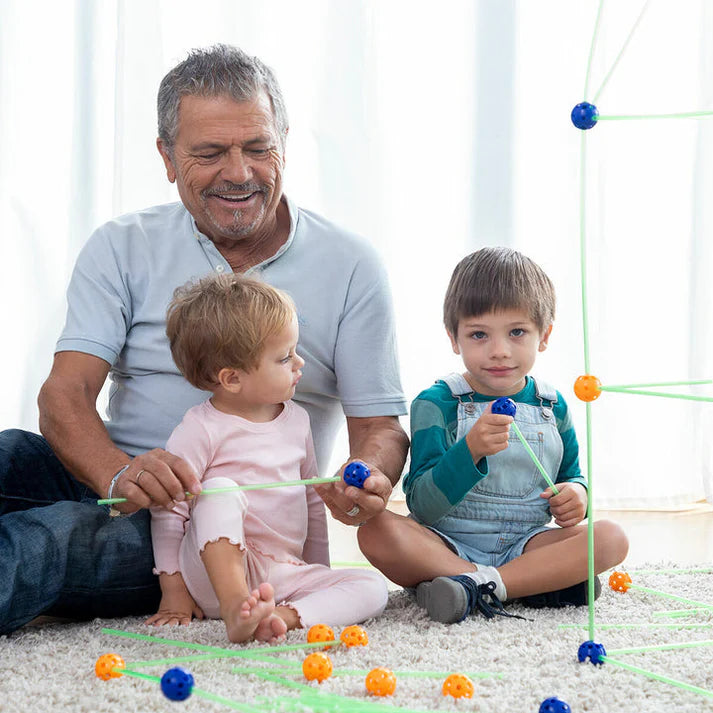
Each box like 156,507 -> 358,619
106,464 -> 131,500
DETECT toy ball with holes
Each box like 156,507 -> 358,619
539,696 -> 572,713
442,673 -> 474,699
491,397 -> 517,417
340,624 -> 369,647
578,640 -> 607,666
95,653 -> 125,680
571,102 -> 598,130
609,570 -> 632,593
302,652 -> 333,683
160,666 -> 195,701
343,460 -> 370,488
574,374 -> 602,402
307,623 -> 336,649
365,667 -> 397,696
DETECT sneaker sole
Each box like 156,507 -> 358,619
415,577 -> 468,624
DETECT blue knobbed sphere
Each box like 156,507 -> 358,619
343,460 -> 370,488
571,102 -> 598,129
539,697 -> 572,713
160,666 -> 195,701
578,640 -> 607,666
492,397 -> 517,417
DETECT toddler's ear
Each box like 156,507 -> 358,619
538,324 -> 553,352
217,367 -> 242,392
446,328 -> 460,355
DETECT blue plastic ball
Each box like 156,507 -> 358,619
343,461 -> 370,488
160,666 -> 194,701
492,397 -> 517,417
578,640 -> 606,666
539,697 -> 572,713
571,102 -> 598,130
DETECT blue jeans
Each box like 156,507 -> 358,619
0,429 -> 160,634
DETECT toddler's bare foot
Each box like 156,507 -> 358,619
254,612 -> 288,644
223,582 -> 277,643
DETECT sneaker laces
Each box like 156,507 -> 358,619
451,576 -> 528,622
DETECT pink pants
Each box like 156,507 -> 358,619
177,477 -> 388,626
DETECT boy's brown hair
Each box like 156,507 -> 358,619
166,273 -> 296,390
443,247 -> 556,336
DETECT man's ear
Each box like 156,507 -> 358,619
447,328 -> 460,355
538,324 -> 553,352
217,367 -> 242,392
156,138 -> 176,183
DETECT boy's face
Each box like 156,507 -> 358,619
237,315 -> 304,408
448,308 -> 552,396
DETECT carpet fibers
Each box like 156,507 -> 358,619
2,565 -> 712,713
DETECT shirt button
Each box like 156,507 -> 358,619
216,265 -> 225,273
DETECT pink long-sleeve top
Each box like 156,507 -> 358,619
151,399 -> 329,574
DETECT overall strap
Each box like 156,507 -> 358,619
439,373 -> 473,397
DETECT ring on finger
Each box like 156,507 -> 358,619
135,469 -> 146,485
346,505 -> 360,518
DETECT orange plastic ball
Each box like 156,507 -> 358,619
340,625 -> 368,647
574,375 -> 602,402
307,623 -> 336,649
608,571 -> 632,593
442,673 -> 475,699
95,653 -> 125,680
365,667 -> 396,696
302,652 -> 333,683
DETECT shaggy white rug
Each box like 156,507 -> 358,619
2,565 -> 713,713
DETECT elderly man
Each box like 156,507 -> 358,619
0,45 -> 408,635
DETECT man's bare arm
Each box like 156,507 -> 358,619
38,352 -> 201,512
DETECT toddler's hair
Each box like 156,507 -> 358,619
443,247 -> 555,336
166,273 -> 296,390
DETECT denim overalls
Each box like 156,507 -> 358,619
428,373 -> 563,567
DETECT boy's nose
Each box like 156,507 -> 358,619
490,339 -> 511,359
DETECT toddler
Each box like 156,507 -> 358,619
358,247 -> 628,623
147,273 -> 387,642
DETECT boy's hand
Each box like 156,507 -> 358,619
465,403 -> 513,462
540,482 -> 587,527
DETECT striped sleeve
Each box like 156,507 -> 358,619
403,390 -> 488,525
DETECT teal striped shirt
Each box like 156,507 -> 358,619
403,376 -> 586,524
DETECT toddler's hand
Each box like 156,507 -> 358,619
145,602 -> 204,627
465,403 -> 512,462
541,482 -> 587,527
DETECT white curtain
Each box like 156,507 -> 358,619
1,0 -> 711,507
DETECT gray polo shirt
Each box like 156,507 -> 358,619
57,196 -> 406,471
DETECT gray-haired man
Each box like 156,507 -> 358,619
0,45 -> 408,634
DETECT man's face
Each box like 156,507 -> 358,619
157,92 -> 285,244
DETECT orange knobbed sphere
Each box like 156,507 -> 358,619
95,653 -> 125,680
442,673 -> 475,699
307,623 -> 335,649
365,667 -> 396,696
574,375 -> 602,402
609,571 -> 632,593
302,652 -> 333,682
340,625 -> 368,647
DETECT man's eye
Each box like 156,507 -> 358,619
198,153 -> 221,160
249,148 -> 268,156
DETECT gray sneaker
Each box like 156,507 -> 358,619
416,575 -> 524,623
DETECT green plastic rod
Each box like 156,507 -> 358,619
510,422 -> 559,495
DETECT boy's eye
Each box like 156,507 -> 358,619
280,355 -> 292,364
510,328 -> 526,337
471,331 -> 487,340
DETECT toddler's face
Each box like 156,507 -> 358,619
240,315 -> 304,406
448,308 -> 551,396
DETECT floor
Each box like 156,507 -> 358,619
328,501 -> 713,576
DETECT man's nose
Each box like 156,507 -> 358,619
221,149 -> 252,184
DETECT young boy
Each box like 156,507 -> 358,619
147,273 -> 387,642
358,247 -> 628,623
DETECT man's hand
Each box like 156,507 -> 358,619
465,403 -> 512,462
145,573 -> 204,626
314,461 -> 392,526
540,482 -> 588,527
112,449 -> 202,514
